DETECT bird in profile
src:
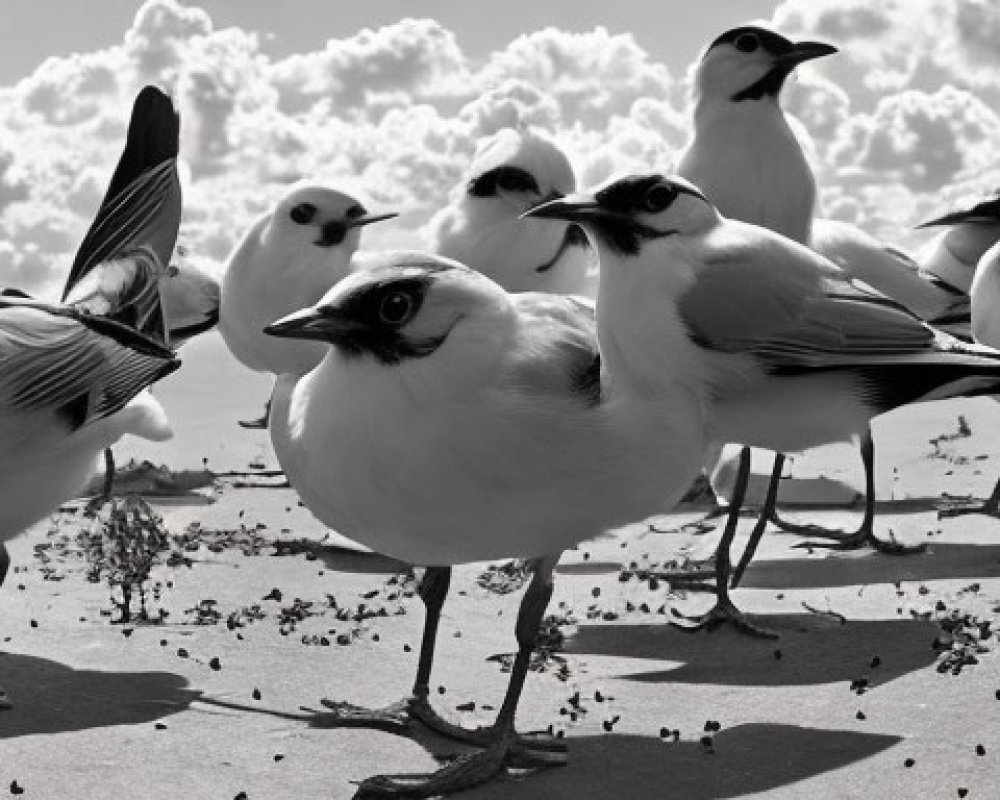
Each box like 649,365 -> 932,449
427,126 -> 596,297
264,250 -> 705,795
218,183 -> 396,427
525,173 -> 1000,637
0,283 -> 180,708
677,24 -> 837,244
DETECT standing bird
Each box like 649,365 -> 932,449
264,250 -> 706,796
525,174 -> 1000,636
676,25 -> 836,244
0,291 -> 179,708
218,183 -> 396,427
427,126 -> 596,297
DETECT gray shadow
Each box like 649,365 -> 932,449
0,652 -> 199,738
465,724 -> 902,800
566,614 -> 939,687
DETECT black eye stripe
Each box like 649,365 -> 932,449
707,26 -> 794,57
468,165 -> 541,197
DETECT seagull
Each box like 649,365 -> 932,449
427,126 -> 596,297
57,85 -> 215,498
524,173 -> 1000,637
676,24 -> 837,244
0,288 -> 180,708
264,250 -> 706,795
217,183 -> 396,427
918,192 -> 1000,295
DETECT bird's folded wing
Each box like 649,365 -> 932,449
0,306 -> 178,433
680,224 -> 935,367
509,293 -> 600,406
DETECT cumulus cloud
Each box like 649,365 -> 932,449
0,0 -> 997,294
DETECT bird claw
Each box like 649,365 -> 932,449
792,528 -> 926,555
307,697 -> 411,731
237,414 -> 269,430
351,733 -> 562,799
669,601 -> 779,639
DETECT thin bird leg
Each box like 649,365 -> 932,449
783,431 -> 925,554
729,453 -> 785,589
101,447 -> 115,501
938,476 -> 1000,519
670,447 -> 778,639
0,543 -> 8,709
352,554 -> 566,799
238,398 -> 271,430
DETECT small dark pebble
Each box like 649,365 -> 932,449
234,794 -> 248,800
263,588 -> 282,602
703,720 -> 721,732
252,688 -> 261,701
856,710 -> 866,720
155,722 -> 167,730
10,780 -> 24,795
904,758 -> 915,768
371,633 -> 380,642
437,685 -> 446,695
209,657 -> 222,671
958,789 -> 969,798
659,727 -> 670,738
850,678 -> 869,694
976,744 -> 986,756
273,754 -> 285,762
403,644 -> 412,653
160,639 -> 168,647
122,628 -> 134,638
602,720 -> 614,732
595,690 -> 605,703
870,656 -> 881,668
29,620 -> 37,628
456,701 -> 475,712
336,634 -> 351,646
591,587 -> 601,598
177,648 -> 189,659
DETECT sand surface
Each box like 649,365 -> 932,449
3,337 -> 1000,798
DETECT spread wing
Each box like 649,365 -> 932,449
509,293 -> 600,406
680,221 -> 935,369
62,86 -> 182,346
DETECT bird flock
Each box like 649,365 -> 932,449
3,21 -> 1000,798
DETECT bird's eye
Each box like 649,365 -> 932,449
378,291 -> 416,326
642,183 -> 679,214
290,203 -> 317,224
346,204 -> 366,219
734,33 -> 760,53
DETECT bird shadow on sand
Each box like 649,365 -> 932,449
465,723 -> 901,800
308,544 -> 409,576
0,652 -> 199,739
566,613 -> 939,687
738,542 -> 1000,590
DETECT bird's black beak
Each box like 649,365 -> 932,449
915,208 -> 999,229
521,193 -> 604,224
347,211 -> 399,229
264,306 -> 357,342
776,40 -> 838,67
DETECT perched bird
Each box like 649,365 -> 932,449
427,126 -> 596,297
218,183 -> 396,427
525,174 -> 1000,636
676,24 -> 837,244
918,192 -> 1000,296
264,250 -> 705,795
0,290 -> 179,708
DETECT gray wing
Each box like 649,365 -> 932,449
509,293 -> 600,406
680,222 -> 935,368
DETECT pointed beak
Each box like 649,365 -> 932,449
347,211 -> 399,229
916,209 -> 998,229
521,193 -> 604,224
776,40 -> 838,67
264,305 -> 355,342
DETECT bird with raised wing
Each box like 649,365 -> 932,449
525,174 -> 1000,637
0,292 -> 179,708
264,250 -> 705,796
218,183 -> 396,427
427,126 -> 596,296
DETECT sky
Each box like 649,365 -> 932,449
1,0 -> 999,301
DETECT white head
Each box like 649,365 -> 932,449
693,25 -> 837,111
261,182 -> 397,268
429,128 -> 593,293
264,251 -> 514,391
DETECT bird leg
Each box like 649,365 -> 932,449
0,543 -> 8,709
238,398 -> 271,430
938,477 -> 1000,520
101,447 -> 115,501
778,431 -> 925,554
352,554 -> 566,799
729,453 -> 785,589
317,565 -> 565,760
670,447 -> 778,639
